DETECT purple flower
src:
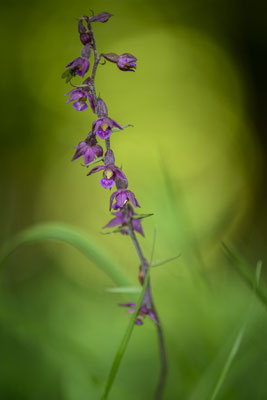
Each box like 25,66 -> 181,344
65,57 -> 89,77
120,303 -> 158,325
88,163 -> 127,189
65,88 -> 95,112
110,190 -> 140,210
102,52 -> 137,72
72,135 -> 103,165
104,208 -> 144,236
92,117 -> 122,140
117,53 -> 137,71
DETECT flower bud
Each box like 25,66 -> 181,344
80,32 -> 91,45
89,12 -> 113,23
78,19 -> 87,34
96,98 -> 108,118
81,44 -> 91,59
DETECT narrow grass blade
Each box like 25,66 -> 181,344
190,260 -> 262,400
209,324 -> 245,400
101,227 -> 157,400
0,223 -> 129,287
222,243 -> 267,308
151,253 -> 181,268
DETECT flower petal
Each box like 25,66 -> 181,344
87,165 -> 105,175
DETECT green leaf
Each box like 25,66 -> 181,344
106,286 -> 142,294
101,227 -> 125,235
73,84 -> 90,88
0,223 -> 129,287
209,325 -> 246,400
85,156 -> 104,168
101,227 -> 157,400
111,124 -> 133,133
132,213 -> 154,220
151,253 -> 181,268
61,69 -> 73,83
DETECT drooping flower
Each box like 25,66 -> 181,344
65,57 -> 89,78
88,163 -> 127,189
120,302 -> 158,325
102,52 -> 137,71
72,134 -> 103,165
117,53 -> 137,71
65,88 -> 95,112
104,207 -> 144,236
110,189 -> 140,210
92,117 -> 122,140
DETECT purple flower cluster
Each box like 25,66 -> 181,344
63,11 -> 157,327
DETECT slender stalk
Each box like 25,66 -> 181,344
155,320 -> 168,400
127,219 -> 167,400
87,21 -> 167,400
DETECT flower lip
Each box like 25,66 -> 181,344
92,117 -> 122,140
88,163 -> 127,190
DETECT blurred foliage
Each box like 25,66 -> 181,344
1,0 -> 267,399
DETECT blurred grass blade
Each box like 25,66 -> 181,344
209,324 -> 246,400
0,223 -> 129,287
209,259 -> 262,400
191,259 -> 262,400
106,286 -> 142,294
102,228 -> 157,400
151,253 -> 181,268
222,243 -> 267,308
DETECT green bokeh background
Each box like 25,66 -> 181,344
1,0 -> 267,399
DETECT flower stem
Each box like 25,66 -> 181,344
87,22 -> 100,111
87,20 -> 167,400
155,319 -> 168,400
127,218 -> 167,400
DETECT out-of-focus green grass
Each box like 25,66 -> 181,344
1,0 -> 267,399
